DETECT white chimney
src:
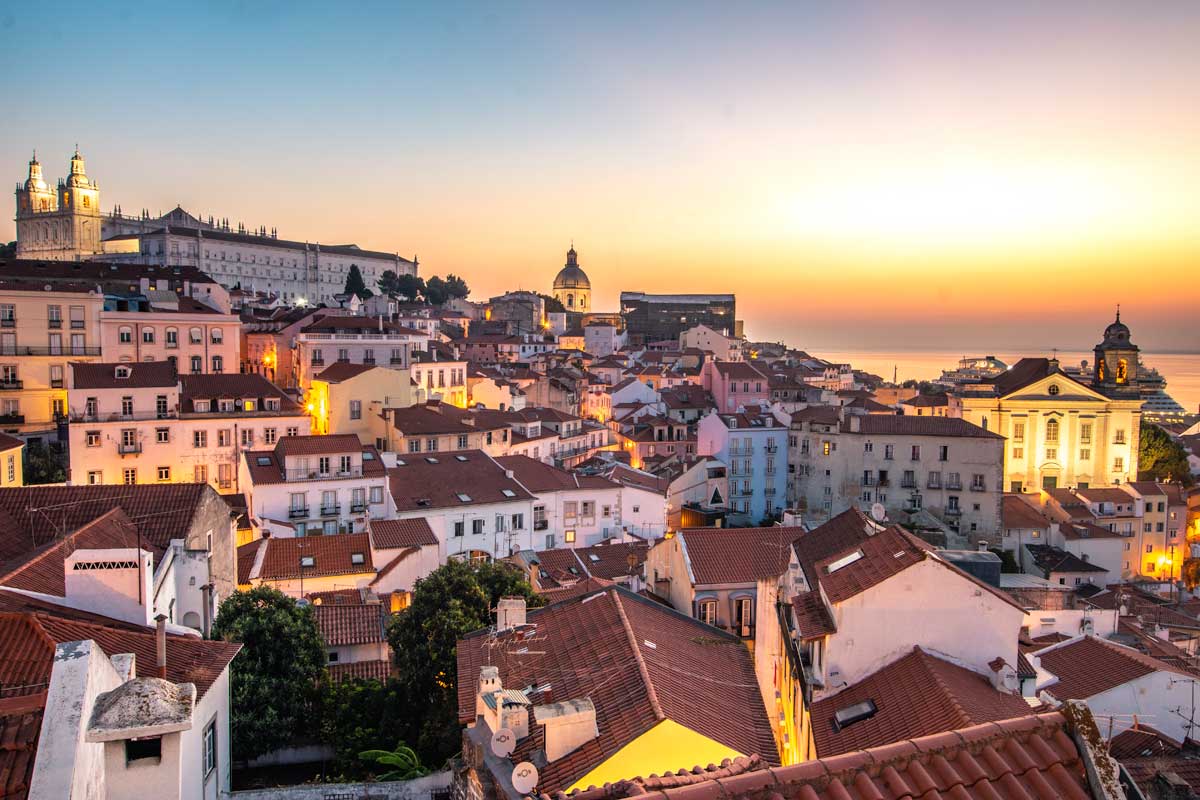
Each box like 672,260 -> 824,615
987,658 -> 1018,694
476,665 -> 501,722
496,597 -> 527,632
535,698 -> 599,762
64,548 -> 154,627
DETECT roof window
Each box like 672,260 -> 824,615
501,489 -> 516,498
256,456 -> 272,466
457,493 -> 472,502
833,699 -> 877,731
826,550 -> 864,573
350,553 -> 365,565
300,556 -> 315,568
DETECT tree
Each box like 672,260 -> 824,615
343,264 -> 371,300
212,586 -> 327,761
22,442 -> 66,485
320,677 -> 418,777
539,293 -> 566,313
1183,559 -> 1200,591
377,270 -> 401,296
0,241 -> 15,260
359,742 -> 429,781
1138,421 -> 1194,486
396,274 -> 426,301
444,274 -> 470,300
386,560 -> 543,764
423,276 -> 449,306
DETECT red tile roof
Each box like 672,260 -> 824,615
388,450 -> 533,512
179,373 -> 300,415
495,455 -> 617,493
538,576 -> 615,603
313,362 -> 379,382
809,648 -> 1035,757
243,442 -> 386,486
236,539 -> 264,585
370,518 -> 438,549
254,532 -> 375,581
457,587 -> 777,794
0,508 -> 140,596
1036,635 -> 1191,700
574,541 -> 650,582
273,434 -> 367,458
70,360 -> 177,389
328,659 -> 391,683
550,711 -> 1098,800
1003,494 -> 1050,530
0,590 -> 240,701
677,526 -> 802,585
0,692 -> 44,800
789,592 -> 835,640
313,603 -> 386,647
0,433 -> 23,452
848,415 -> 1004,439
1107,724 -> 1181,759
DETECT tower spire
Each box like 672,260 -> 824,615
1115,304 -> 1121,323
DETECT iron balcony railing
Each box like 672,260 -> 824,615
0,346 -> 102,357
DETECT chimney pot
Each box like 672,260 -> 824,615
155,614 -> 168,679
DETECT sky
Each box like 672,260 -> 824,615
2,1 -> 1198,352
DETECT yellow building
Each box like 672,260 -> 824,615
0,281 -> 104,439
0,433 -> 25,486
960,355 -> 1142,492
306,362 -> 425,444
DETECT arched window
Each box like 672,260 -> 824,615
1116,358 -> 1128,383
1046,418 -> 1059,444
211,328 -> 223,344
165,327 -> 178,347
118,326 -> 133,344
189,327 -> 202,345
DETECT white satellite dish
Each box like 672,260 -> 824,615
870,503 -> 887,522
490,728 -> 516,758
511,762 -> 539,794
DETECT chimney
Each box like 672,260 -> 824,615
476,665 -> 501,723
64,547 -> 153,627
497,597 -> 526,632
155,614 -> 168,679
535,698 -> 599,762
848,414 -> 861,433
200,583 -> 213,639
987,657 -> 1018,694
977,540 -> 989,552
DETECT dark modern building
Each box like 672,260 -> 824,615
619,291 -> 737,343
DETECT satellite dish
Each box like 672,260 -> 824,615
870,503 -> 887,522
295,598 -> 311,608
491,728 -> 516,758
511,762 -> 539,794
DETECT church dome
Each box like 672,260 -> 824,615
553,247 -> 590,290
1100,309 -> 1134,347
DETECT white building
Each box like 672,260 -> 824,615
679,323 -> 740,361
239,434 -> 394,537
67,364 -> 309,492
294,314 -> 430,390
788,412 -> 1005,539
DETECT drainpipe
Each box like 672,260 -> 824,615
155,614 -> 168,679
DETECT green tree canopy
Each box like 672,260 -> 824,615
423,276 -> 449,306
387,560 -> 543,762
1139,421 -> 1194,486
212,586 -> 327,761
539,293 -> 566,313
343,264 -> 371,300
444,273 -> 470,300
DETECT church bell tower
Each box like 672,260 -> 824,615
1093,308 -> 1139,396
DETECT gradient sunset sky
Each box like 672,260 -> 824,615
3,1 -> 1198,351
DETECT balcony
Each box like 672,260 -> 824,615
350,502 -> 367,513
0,319 -> 14,328
288,507 -> 309,519
284,467 -> 362,482
0,380 -> 22,391
944,507 -> 962,517
70,320 -> 85,329
310,359 -> 325,367
362,358 -> 376,365
390,357 -> 405,365
0,414 -> 24,425
901,478 -> 917,489
927,476 -> 942,489
970,482 -> 987,492
533,519 -> 549,531
218,480 -> 233,491
946,480 -> 963,491
765,444 -> 778,454
47,319 -> 62,329
729,446 -> 753,456
117,442 -> 142,455
320,504 -> 340,517
0,346 -> 102,357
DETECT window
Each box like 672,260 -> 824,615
211,328 -> 223,344
286,426 -> 298,437
971,474 -> 986,491
87,470 -> 101,485
203,721 -> 217,777
212,355 -> 224,373
156,395 -> 168,418
290,493 -> 307,512
86,430 -> 100,447
512,513 -> 524,530
125,737 -> 162,765
884,444 -> 894,460
49,364 -> 63,389
1114,429 -> 1126,445
349,400 -> 362,420
911,445 -> 921,461
70,333 -> 85,355
1080,449 -> 1091,461
156,428 -> 169,444
264,427 -> 277,445
1013,448 -> 1023,459
453,521 -> 465,537
1012,422 -> 1025,442
1046,448 -> 1057,460
339,455 -> 352,474
47,333 -> 62,355
118,326 -> 133,344
318,457 -> 330,475
120,396 -> 133,416
47,305 -> 62,328
157,466 -> 170,482
1048,384 -> 1059,396
194,430 -> 207,448
190,356 -> 202,374
165,328 -> 178,347
698,599 -> 717,626
408,440 -> 421,454
241,429 -> 254,447
457,434 -> 468,449
370,486 -> 383,504
472,519 -> 485,535
1114,457 -> 1124,472
564,529 -> 576,543
1080,423 -> 1092,444
189,327 -> 202,344
122,468 -> 137,485
1045,418 -> 1059,443
142,328 -> 155,344
564,501 -> 578,518
217,429 -> 230,447
194,465 -> 207,483
581,501 -> 595,517
1146,544 -> 1154,554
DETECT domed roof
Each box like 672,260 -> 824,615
553,247 -> 590,290
1099,308 -> 1135,348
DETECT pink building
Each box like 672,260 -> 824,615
701,360 -> 770,412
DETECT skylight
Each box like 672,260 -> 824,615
833,700 -> 877,731
351,553 -> 365,565
456,455 -> 468,462
256,457 -> 272,466
457,493 -> 472,502
826,550 -> 864,573
501,489 -> 516,498
426,457 -> 439,464
300,556 -> 315,567
362,451 -> 375,460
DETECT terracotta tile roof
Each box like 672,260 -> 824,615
788,405 -> 841,426
0,691 -> 43,800
70,360 -> 177,389
0,484 -> 217,560
179,373 -> 300,414
313,603 -> 387,647
677,526 -> 801,586
847,415 -> 1004,439
0,591 -> 240,701
0,433 -> 23,452
313,362 -> 378,382
902,393 -> 951,407
1060,521 -> 1126,540
273,434 -> 367,458
236,539 -> 264,585
0,508 -> 140,596
301,316 -> 424,336
1107,725 -> 1181,759
810,648 -> 1035,757
389,404 -> 480,435
457,587 -> 777,794
1121,756 -> 1200,797
551,710 -> 1098,800
305,588 -> 364,605
1003,494 -> 1050,530
370,518 -> 437,549
539,575 -> 615,603
253,532 -> 375,580
496,455 -> 593,492
1025,544 -> 1108,574
243,441 -> 386,486
1036,635 -> 1191,700
328,659 -> 391,683
574,541 -> 650,582
711,361 -> 769,381
388,450 -> 533,512
789,592 -> 835,640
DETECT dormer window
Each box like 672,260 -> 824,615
114,365 -> 131,379
243,399 -> 257,412
264,398 -> 280,411
194,400 -> 211,413
218,399 -> 234,412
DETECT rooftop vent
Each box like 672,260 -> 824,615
826,550 -> 864,573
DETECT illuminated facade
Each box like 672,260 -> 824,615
13,149 -> 103,260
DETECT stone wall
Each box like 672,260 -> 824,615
224,770 -> 451,800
